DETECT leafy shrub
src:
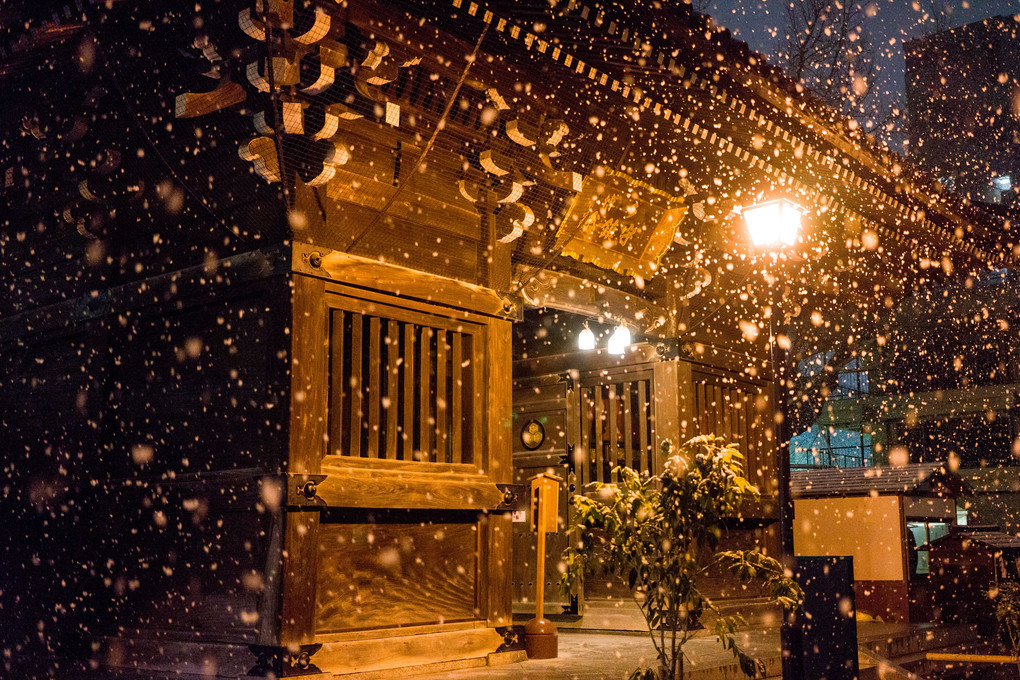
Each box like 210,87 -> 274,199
560,435 -> 803,680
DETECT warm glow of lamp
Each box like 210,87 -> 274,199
607,325 -> 631,355
743,198 -> 802,247
578,323 -> 596,350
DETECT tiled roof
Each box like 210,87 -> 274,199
961,531 -> 1020,550
791,463 -> 971,499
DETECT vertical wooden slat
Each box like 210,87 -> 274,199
279,510 -> 320,646
470,334 -> 485,468
451,332 -> 463,464
622,381 -> 633,470
594,386 -> 605,483
385,320 -> 399,460
578,388 -> 590,487
368,317 -> 381,458
436,331 -> 448,463
419,327 -> 432,461
608,384 -> 618,476
651,361 -> 680,465
328,309 -> 345,456
289,275 -> 328,474
712,384 -> 724,436
402,323 -> 415,460
735,389 -> 747,445
638,380 -> 649,474
699,381 -> 710,434
349,313 -> 363,459
677,360 -> 695,440
486,320 -> 512,482
722,385 -> 732,441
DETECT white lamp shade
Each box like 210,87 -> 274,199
578,326 -> 596,350
744,198 -> 802,247
607,325 -> 631,355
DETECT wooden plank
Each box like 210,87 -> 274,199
436,330 -> 448,463
314,621 -> 484,645
607,384 -> 618,474
593,386 -> 605,483
713,384 -> 724,436
279,509 -> 321,646
486,320 -> 512,483
386,320 -> 400,460
289,275 -> 328,474
349,313 -> 363,459
451,332 -> 463,464
622,381 -> 633,470
419,327 -> 432,461
470,333 -> 484,468
328,309 -> 345,456
677,360 -> 695,440
722,385 -> 732,441
315,522 -> 478,633
638,381 -> 649,475
310,464 -> 505,510
298,244 -> 515,320
312,626 -> 503,676
368,316 -> 382,458
403,322 -> 415,460
481,513 -> 513,627
697,381 -> 709,434
652,361 -> 680,462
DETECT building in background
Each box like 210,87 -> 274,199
905,15 -> 1020,205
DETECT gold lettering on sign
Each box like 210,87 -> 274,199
554,168 -> 693,279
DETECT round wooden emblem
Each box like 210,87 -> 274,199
520,419 -> 545,450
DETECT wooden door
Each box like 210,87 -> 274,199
510,375 -> 575,616
510,356 -> 676,616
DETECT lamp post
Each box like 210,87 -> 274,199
742,198 -> 801,678
741,198 -> 801,559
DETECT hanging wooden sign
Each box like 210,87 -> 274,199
554,168 -> 691,279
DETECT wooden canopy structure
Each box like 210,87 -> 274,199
0,0 -> 1015,676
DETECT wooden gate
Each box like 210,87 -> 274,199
575,368 -> 657,487
510,349 -> 679,617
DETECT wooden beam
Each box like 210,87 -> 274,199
516,267 -> 673,336
290,274 -> 328,474
294,242 -> 519,321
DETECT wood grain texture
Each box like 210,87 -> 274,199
308,462 -> 504,510
312,626 -> 502,675
481,514 -> 513,626
290,274 -> 328,475
487,320 -> 513,484
294,244 -> 514,320
315,522 -> 479,633
280,509 -> 321,646
652,360 -> 681,456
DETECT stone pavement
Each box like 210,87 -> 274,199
404,622 -> 980,680
410,628 -> 781,680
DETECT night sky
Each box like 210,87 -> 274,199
704,0 -> 1020,150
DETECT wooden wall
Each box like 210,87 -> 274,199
263,255 -> 515,674
0,249 -> 292,676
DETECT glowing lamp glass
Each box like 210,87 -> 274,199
744,199 -> 802,247
607,325 -> 631,355
578,326 -> 596,351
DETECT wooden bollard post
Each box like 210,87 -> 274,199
525,472 -> 562,659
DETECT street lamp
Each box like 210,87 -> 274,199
743,198 -> 803,248
744,198 -> 802,680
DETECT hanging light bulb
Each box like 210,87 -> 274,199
577,322 -> 596,351
607,324 -> 631,355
